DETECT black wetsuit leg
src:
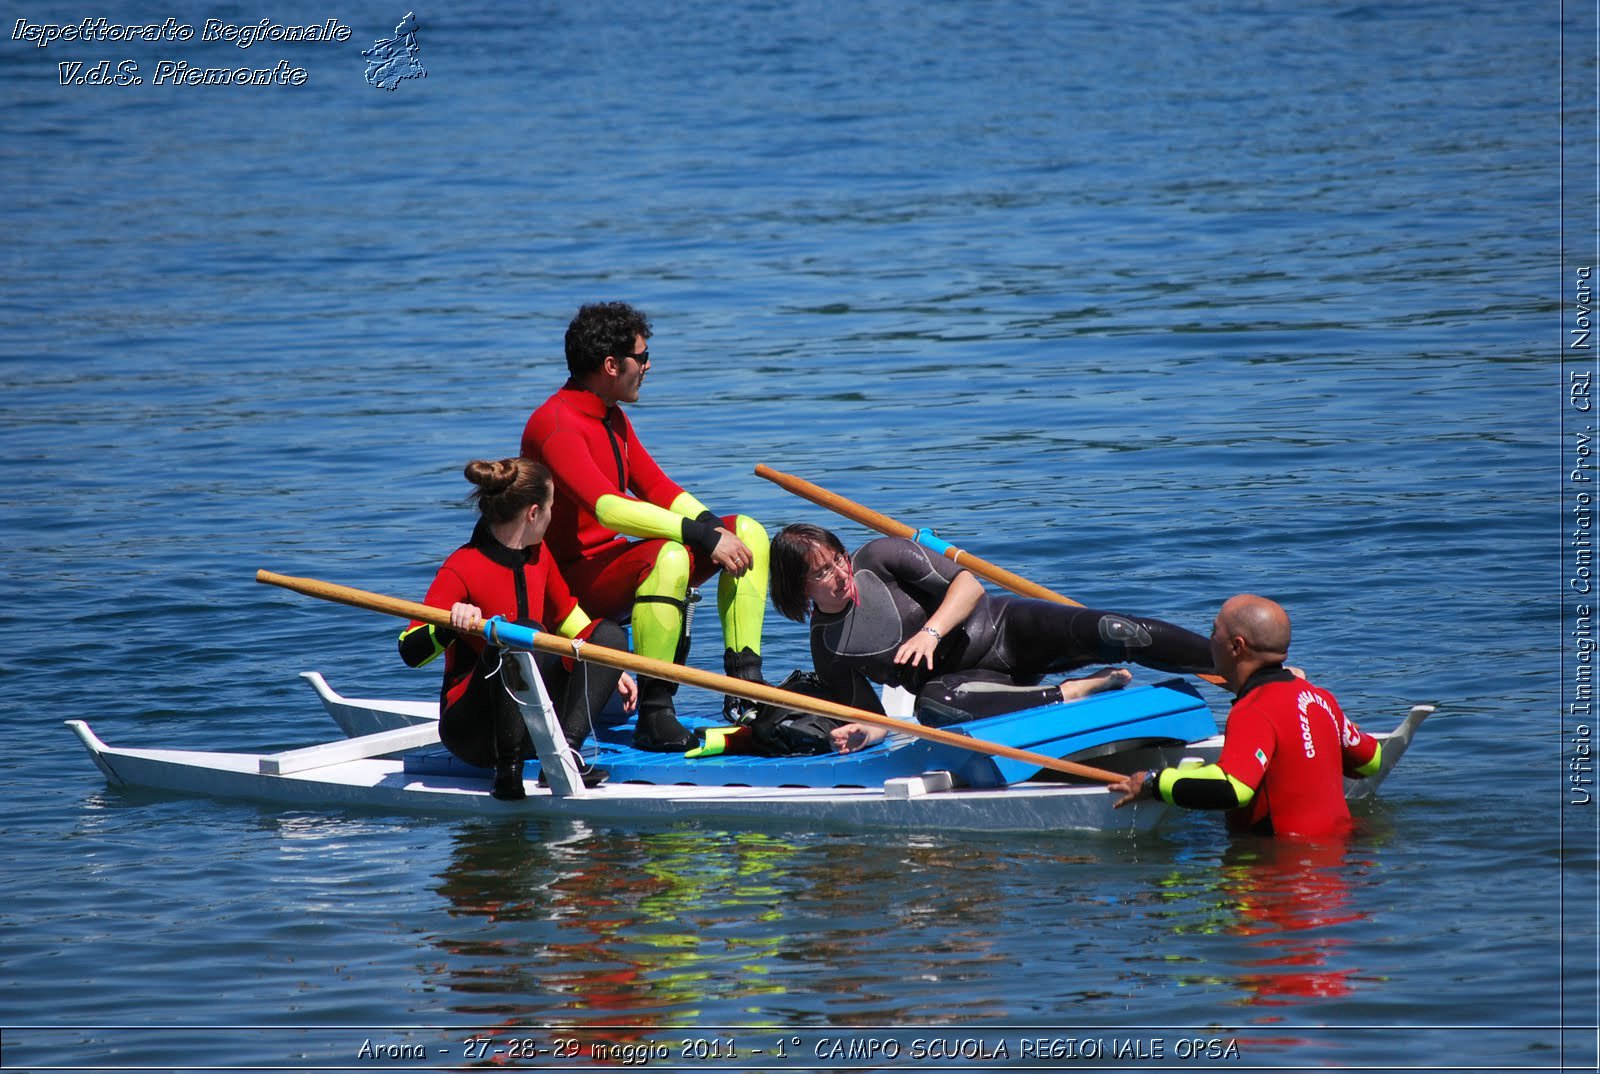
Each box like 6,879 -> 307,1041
439,620 -> 628,767
439,646 -> 530,771
536,618 -> 627,750
995,599 -> 1213,676
915,669 -> 1060,726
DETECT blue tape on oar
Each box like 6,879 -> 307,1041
913,527 -> 954,556
482,616 -> 540,650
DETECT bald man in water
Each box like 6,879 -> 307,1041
1109,594 -> 1382,839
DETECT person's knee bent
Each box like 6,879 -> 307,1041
913,682 -> 970,728
1098,613 -> 1153,649
732,515 -> 769,559
644,541 -> 692,597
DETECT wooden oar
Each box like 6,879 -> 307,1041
754,463 -> 1227,688
255,569 -> 1125,784
755,463 -> 1076,603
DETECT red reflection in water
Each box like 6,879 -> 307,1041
1221,837 -> 1370,1007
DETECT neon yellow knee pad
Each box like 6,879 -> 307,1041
632,542 -> 691,664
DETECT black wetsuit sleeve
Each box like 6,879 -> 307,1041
679,510 -> 723,556
398,622 -> 456,668
860,537 -> 964,604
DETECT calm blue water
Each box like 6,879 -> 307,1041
0,1 -> 1587,1070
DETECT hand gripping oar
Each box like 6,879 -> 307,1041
753,463 -> 1228,688
255,569 -> 1124,784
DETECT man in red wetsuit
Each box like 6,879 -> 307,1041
521,302 -> 769,751
1109,594 -> 1382,838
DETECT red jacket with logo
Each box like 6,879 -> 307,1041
1216,669 -> 1380,837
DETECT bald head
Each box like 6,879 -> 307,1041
1218,594 -> 1291,658
1210,594 -> 1292,692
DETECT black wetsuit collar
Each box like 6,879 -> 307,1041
1235,665 -> 1298,701
810,603 -> 846,624
467,518 -> 533,570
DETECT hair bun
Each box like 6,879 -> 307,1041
463,457 -> 555,525
463,458 -> 516,497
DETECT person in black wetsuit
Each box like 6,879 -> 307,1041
768,524 -> 1217,752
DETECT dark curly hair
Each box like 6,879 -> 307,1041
564,301 -> 652,379
770,523 -> 850,623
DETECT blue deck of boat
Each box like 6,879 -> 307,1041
402,680 -> 1218,789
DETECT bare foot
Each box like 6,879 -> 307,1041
830,722 -> 888,754
1058,667 -> 1133,702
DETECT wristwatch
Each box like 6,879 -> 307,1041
924,626 -> 941,640
1141,769 -> 1160,800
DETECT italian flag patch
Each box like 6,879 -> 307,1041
1254,748 -> 1268,768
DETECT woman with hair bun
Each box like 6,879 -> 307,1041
399,457 -> 635,800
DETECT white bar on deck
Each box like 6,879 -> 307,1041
258,722 -> 441,775
884,771 -> 956,800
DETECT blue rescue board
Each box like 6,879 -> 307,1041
403,680 -> 1217,789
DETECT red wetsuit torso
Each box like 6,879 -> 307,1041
405,521 -> 581,709
520,384 -> 687,566
1217,670 -> 1380,838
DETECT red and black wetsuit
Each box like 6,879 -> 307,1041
521,382 -> 770,737
1155,667 -> 1382,838
520,383 -> 725,612
398,520 -> 623,770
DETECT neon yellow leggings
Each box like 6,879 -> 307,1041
631,515 -> 768,663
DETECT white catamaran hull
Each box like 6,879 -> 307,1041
65,721 -> 1171,835
67,659 -> 1433,835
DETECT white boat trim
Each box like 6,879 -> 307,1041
299,671 -> 437,734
